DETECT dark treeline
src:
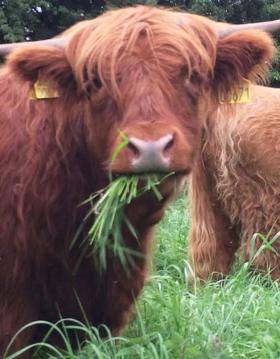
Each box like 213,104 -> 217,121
1,0 -> 280,84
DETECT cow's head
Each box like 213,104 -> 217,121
5,6 -> 275,181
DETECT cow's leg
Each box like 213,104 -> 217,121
188,197 -> 240,282
187,157 -> 240,282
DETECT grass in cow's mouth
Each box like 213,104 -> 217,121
71,173 -> 174,272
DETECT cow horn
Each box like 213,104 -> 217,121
0,37 -> 67,57
219,19 -> 280,37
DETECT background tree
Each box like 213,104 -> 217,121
0,0 -> 105,42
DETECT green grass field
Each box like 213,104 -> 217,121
7,193 -> 280,359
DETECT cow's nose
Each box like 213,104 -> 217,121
127,134 -> 174,172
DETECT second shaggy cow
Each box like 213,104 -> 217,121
188,85 -> 280,281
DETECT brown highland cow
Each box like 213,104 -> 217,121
0,5 -> 277,357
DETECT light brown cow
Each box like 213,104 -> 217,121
188,85 -> 280,281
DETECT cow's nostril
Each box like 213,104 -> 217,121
163,134 -> 175,154
127,141 -> 141,157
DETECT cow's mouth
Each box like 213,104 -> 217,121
110,168 -> 191,178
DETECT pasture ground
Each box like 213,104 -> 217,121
9,192 -> 280,359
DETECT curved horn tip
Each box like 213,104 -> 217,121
0,37 -> 67,57
218,19 -> 280,38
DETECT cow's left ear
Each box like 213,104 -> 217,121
7,46 -> 76,90
214,30 -> 275,97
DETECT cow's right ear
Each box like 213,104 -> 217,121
7,46 -> 76,90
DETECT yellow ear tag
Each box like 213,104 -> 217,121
31,80 -> 59,100
219,79 -> 251,104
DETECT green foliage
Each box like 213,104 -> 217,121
7,196 -> 280,359
72,175 -> 167,273
108,0 -> 157,7
188,0 -> 268,22
0,0 -> 105,41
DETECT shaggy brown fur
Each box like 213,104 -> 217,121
0,5 -> 275,357
188,85 -> 280,281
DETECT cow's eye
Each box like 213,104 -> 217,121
180,66 -> 201,87
83,75 -> 103,97
93,76 -> 102,90
82,67 -> 103,94
190,70 -> 200,85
